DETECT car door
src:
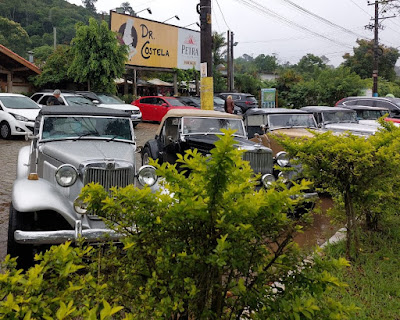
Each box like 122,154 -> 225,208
154,98 -> 170,122
137,97 -> 155,121
160,117 -> 181,163
37,95 -> 52,107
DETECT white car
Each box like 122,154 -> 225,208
77,91 -> 142,126
0,93 -> 41,139
31,92 -> 94,108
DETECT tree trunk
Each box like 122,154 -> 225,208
344,191 -> 357,260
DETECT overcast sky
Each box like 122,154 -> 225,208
67,0 -> 400,66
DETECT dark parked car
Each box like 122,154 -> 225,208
141,109 -> 276,189
217,93 -> 258,113
132,96 -> 196,122
335,96 -> 400,117
177,96 -> 243,115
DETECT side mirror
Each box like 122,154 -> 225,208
161,103 -> 168,107
136,145 -> 143,153
92,99 -> 100,104
25,133 -> 38,141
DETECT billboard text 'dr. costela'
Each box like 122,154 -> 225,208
111,11 -> 200,70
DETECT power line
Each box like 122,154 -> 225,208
348,0 -> 372,17
233,0 -> 354,48
279,0 -> 368,38
215,0 -> 231,30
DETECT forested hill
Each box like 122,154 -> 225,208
0,0 -> 98,56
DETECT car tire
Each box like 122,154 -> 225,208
7,203 -> 35,270
0,121 -> 11,139
142,146 -> 152,166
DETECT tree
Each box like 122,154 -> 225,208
68,18 -> 128,93
0,17 -> 31,57
295,53 -> 326,75
32,45 -> 75,88
82,0 -> 98,13
279,122 -> 400,260
32,45 -> 54,68
120,2 -> 135,15
212,31 -> 227,92
254,54 -> 278,73
342,39 -> 400,81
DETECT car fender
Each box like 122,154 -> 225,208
12,178 -> 80,228
16,145 -> 31,179
144,139 -> 161,162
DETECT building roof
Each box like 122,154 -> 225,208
0,44 -> 41,75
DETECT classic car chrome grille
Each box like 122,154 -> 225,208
243,150 -> 273,175
84,168 -> 134,191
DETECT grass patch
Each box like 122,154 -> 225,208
324,215 -> 400,319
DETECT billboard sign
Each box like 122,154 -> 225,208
110,11 -> 200,70
261,88 -> 277,108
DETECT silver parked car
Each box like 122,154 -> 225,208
8,105 -> 158,268
301,106 -> 377,136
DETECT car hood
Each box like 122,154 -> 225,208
97,103 -> 140,111
8,108 -> 40,121
40,140 -> 136,168
184,134 -> 271,152
324,122 -> 377,134
270,128 -> 316,138
358,120 -> 381,127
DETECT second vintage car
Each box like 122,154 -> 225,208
142,109 -> 276,188
8,105 -> 159,269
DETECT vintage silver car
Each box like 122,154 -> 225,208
8,105 -> 158,268
301,106 -> 377,136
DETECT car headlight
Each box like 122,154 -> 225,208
278,171 -> 289,183
276,151 -> 290,167
11,113 -> 29,122
261,173 -> 276,188
55,164 -> 78,187
137,165 -> 158,187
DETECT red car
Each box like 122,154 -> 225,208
132,96 -> 196,122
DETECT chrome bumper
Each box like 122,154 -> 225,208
14,221 -> 122,245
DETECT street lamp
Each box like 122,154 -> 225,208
163,15 -> 180,23
135,8 -> 152,15
184,22 -> 200,28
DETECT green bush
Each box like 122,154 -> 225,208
1,131 -> 357,319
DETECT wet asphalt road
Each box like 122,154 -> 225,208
0,122 -> 337,261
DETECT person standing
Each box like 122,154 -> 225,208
47,89 -> 63,106
224,95 -> 234,114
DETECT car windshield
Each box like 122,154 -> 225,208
97,94 -> 124,104
214,97 -> 225,105
323,111 -> 357,123
390,98 -> 400,107
246,96 -> 257,103
41,116 -> 132,141
166,98 -> 185,107
268,114 -> 316,129
356,110 -> 388,120
0,96 -> 40,109
65,96 -> 94,106
182,117 -> 245,136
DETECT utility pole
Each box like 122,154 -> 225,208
199,0 -> 213,109
230,31 -> 235,91
227,30 -> 231,91
366,0 -> 396,96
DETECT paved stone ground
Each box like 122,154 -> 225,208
0,122 -> 158,261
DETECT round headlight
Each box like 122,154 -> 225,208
261,173 -> 276,188
55,164 -> 78,187
276,151 -> 290,167
278,171 -> 289,183
137,165 -> 158,187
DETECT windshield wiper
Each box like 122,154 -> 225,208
74,132 -> 100,140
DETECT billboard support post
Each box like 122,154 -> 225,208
200,0 -> 213,110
